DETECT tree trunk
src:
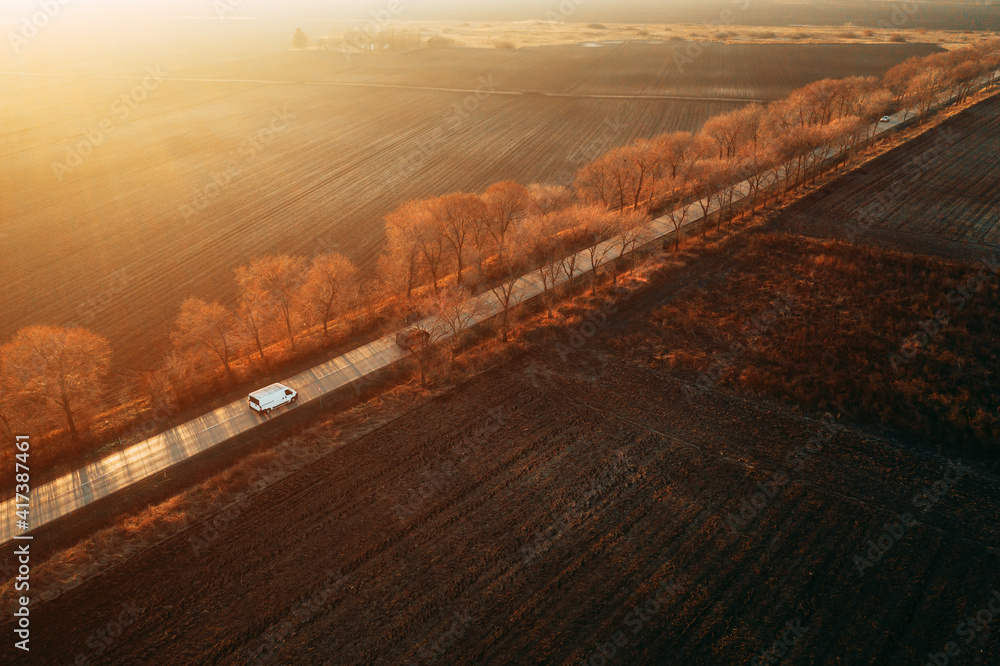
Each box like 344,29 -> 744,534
254,333 -> 267,363
222,354 -> 235,382
283,306 -> 296,350
61,397 -> 79,441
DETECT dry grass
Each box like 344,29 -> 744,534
390,21 -> 985,50
627,232 -> 1000,457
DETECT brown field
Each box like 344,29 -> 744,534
782,93 -> 1000,261
1,41 -> 939,373
561,0 -> 1000,32
602,232 -> 1000,456
9,322 -> 998,664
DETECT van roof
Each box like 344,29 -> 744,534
249,383 -> 291,401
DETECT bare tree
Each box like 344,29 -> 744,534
650,131 -> 704,182
660,181 -> 692,251
574,152 -> 618,209
702,108 -> 748,159
548,205 -> 604,282
779,78 -> 843,128
609,210 -> 648,284
883,56 -> 925,106
170,298 -> 239,381
428,286 -> 488,358
528,183 -> 575,214
301,253 -> 359,339
1,326 -> 111,441
855,88 -> 892,143
690,158 -> 729,228
836,76 -> 880,120
822,115 -> 866,162
907,68 -> 949,119
740,146 -> 779,215
235,265 -> 277,363
576,143 -> 660,211
525,213 -> 567,316
949,60 -> 981,102
484,222 -> 531,343
774,125 -> 826,190
384,201 -> 425,299
0,367 -> 36,443
483,181 -> 534,259
715,160 -> 743,225
247,255 -> 308,349
437,193 -> 486,286
414,207 -> 449,293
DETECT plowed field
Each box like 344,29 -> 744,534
782,92 -> 1000,261
8,348 -> 998,664
1,42 -> 938,371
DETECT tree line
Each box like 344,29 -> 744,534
2,39 -> 998,458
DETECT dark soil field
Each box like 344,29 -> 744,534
9,190 -> 1000,662
9,346 -> 998,664
782,92 -> 1000,261
0,41 -> 939,373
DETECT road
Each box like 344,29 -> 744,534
0,75 -> 989,546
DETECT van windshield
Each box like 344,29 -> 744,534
249,397 -> 260,406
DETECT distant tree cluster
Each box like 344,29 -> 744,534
336,27 -> 424,53
293,28 -> 308,49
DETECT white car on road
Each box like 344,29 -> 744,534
248,383 -> 298,414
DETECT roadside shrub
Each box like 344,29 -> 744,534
890,34 -> 908,43
587,23 -> 607,30
495,40 -> 517,50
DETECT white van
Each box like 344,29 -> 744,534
248,383 -> 298,414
